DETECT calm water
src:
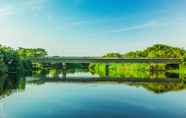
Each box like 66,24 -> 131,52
0,70 -> 186,118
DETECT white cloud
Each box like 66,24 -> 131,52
0,7 -> 14,17
0,0 -> 49,18
111,21 -> 160,33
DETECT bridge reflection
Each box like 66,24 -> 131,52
29,67 -> 186,94
27,78 -> 186,94
0,71 -> 185,100
32,66 -> 184,80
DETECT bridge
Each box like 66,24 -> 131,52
31,57 -> 182,64
31,57 -> 184,79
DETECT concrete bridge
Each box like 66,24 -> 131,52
31,57 -> 182,64
31,57 -> 184,79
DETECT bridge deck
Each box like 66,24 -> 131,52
31,57 -> 182,64
28,78 -> 181,84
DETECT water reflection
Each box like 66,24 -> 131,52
27,79 -> 186,94
128,82 -> 186,94
0,67 -> 186,99
28,67 -> 186,95
1,68 -> 186,118
0,74 -> 25,100
33,67 -> 182,80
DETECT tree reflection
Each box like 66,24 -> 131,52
128,82 -> 186,93
29,66 -> 186,94
0,66 -> 186,99
0,74 -> 25,99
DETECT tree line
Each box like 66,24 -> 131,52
0,44 -> 47,75
1,43 -> 186,76
103,44 -> 186,59
90,44 -> 186,74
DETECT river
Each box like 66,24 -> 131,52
0,69 -> 186,118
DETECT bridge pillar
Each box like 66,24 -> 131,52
179,63 -> 185,79
62,63 -> 67,80
105,64 -> 110,80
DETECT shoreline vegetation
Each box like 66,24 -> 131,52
0,44 -> 47,75
0,43 -> 186,77
0,43 -> 186,97
89,44 -> 186,76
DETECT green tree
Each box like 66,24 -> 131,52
17,48 -> 48,58
103,53 -> 122,58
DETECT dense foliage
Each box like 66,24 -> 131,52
124,44 -> 185,58
90,44 -> 186,74
17,47 -> 47,58
0,44 -> 48,75
103,53 -> 122,58
104,44 -> 186,58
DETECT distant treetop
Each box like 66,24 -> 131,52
105,44 -> 186,59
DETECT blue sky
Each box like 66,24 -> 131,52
0,0 -> 186,56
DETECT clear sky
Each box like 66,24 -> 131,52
0,0 -> 186,56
